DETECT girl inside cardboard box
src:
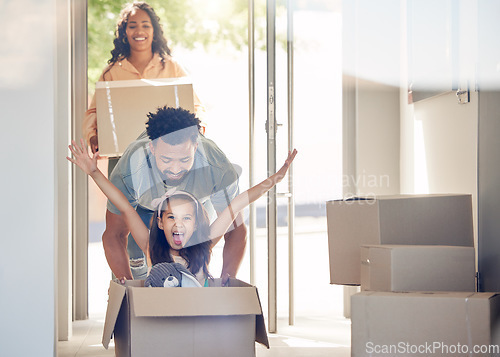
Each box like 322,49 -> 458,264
68,138 -> 297,287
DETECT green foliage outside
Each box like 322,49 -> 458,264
87,0 -> 287,95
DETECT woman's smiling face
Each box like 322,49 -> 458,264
125,8 -> 154,53
157,197 -> 197,255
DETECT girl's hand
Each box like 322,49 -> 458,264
67,138 -> 99,176
275,149 -> 298,182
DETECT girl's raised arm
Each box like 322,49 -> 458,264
67,139 -> 149,253
209,149 -> 297,241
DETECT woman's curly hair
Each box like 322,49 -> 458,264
103,1 -> 171,79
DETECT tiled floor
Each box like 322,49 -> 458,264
58,216 -> 351,356
58,314 -> 350,357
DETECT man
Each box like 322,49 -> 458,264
103,106 -> 246,281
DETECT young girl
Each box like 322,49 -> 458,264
68,139 -> 297,285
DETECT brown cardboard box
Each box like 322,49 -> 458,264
96,78 -> 195,157
326,194 -> 474,285
360,244 -> 476,292
102,278 -> 269,357
351,291 -> 500,357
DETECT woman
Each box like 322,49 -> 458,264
83,1 -> 205,155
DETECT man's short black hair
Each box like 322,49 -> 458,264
145,106 -> 201,145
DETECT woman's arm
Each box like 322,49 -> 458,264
82,95 -> 98,153
208,149 -> 297,240
82,71 -> 107,153
67,139 -> 150,253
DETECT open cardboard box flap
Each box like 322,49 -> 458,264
102,280 -> 126,349
102,278 -> 269,350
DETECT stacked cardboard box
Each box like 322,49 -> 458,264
351,291 -> 500,356
326,194 -> 500,356
360,244 -> 475,292
326,194 -> 474,286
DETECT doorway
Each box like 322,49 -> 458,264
82,0 -> 344,334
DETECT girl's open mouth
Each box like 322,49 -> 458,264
173,232 -> 184,245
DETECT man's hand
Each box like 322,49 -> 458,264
221,272 -> 231,286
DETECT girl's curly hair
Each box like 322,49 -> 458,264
103,2 -> 171,80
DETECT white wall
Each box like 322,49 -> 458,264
356,79 -> 400,195
399,0 -> 479,243
400,91 -> 478,242
0,0 -> 59,355
478,91 -> 500,291
342,0 -> 402,197
476,1 -> 500,292
56,0 -> 73,341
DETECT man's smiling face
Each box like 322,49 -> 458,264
150,139 -> 198,186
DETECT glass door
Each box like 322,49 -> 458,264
85,0 -> 344,335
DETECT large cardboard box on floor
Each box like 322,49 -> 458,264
351,291 -> 500,357
96,77 -> 195,157
326,194 -> 474,285
102,278 -> 269,357
360,244 -> 476,292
